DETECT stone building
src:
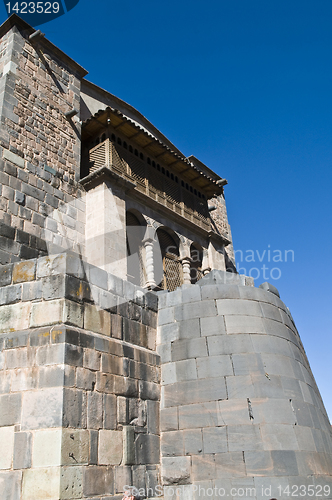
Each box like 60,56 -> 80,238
0,14 -> 331,500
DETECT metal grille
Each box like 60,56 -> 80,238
89,142 -> 106,173
164,256 -> 182,292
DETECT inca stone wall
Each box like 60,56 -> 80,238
0,22 -> 87,265
0,253 -> 160,500
157,271 -> 332,500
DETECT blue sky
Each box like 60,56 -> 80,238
2,0 -> 331,419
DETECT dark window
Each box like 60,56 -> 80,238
134,149 -> 138,156
157,164 -> 160,171
162,167 -> 165,175
190,186 -> 193,193
147,157 -> 151,165
123,141 -> 127,149
140,152 -> 144,160
181,180 -> 184,187
171,173 -> 174,181
111,133 -> 116,141
101,133 -> 106,142
95,137 -> 100,145
175,176 -> 178,183
129,145 -> 133,153
117,137 -> 122,145
166,170 -> 170,177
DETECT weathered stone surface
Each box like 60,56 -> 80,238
161,456 -> 191,485
13,432 -> 32,469
22,467 -> 61,500
84,303 -> 111,335
32,429 -> 62,467
0,470 -> 22,500
0,393 -> 22,426
98,430 -> 123,465
60,466 -> 83,499
12,260 -> 36,284
0,425 -> 15,469
61,429 -> 89,465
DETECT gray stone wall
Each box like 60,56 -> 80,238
0,252 -> 160,500
157,272 -> 332,500
0,24 -> 86,265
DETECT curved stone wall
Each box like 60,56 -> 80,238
157,275 -> 332,500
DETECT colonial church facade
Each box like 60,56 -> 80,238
0,14 -> 331,500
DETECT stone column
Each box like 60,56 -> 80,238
181,257 -> 192,285
143,226 -> 157,289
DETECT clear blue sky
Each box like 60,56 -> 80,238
2,0 -> 331,419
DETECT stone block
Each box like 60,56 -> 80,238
0,302 -> 31,333
136,434 -> 160,465
63,388 -> 86,428
22,281 -> 43,301
171,338 -> 207,362
0,393 -> 22,426
227,423 -> 263,452
157,343 -> 172,363
196,355 -> 233,379
271,449 -> 299,476
76,367 -> 96,390
176,359 -> 197,382
232,353 -> 265,376
87,391 -> 103,429
203,426 -> 227,454
224,314 -> 266,334
250,397 -> 296,425
226,375 -> 255,399
161,407 -> 178,431
123,425 -> 135,465
13,431 -> 32,469
158,307 -> 175,326
30,299 -> 63,327
261,353 -> 295,379
147,400 -> 160,435
259,281 -> 280,297
0,425 -> 15,469
192,454 -> 216,481
5,348 -> 31,369
0,470 -> 21,500
251,372 -> 284,398
115,465 -> 132,494
280,376 -> 303,399
178,402 -> 219,429
292,399 -> 314,427
98,430 -> 123,465
36,344 -> 65,366
181,285 -> 201,303
200,316 -> 226,337
60,466 -> 83,499
207,334 -> 254,356
259,423 -> 299,451
89,429 -> 98,465
174,300 -> 217,321
42,274 -> 66,300
0,283 -> 22,305
32,429 -> 62,467
157,322 -> 179,344
260,302 -> 283,322
161,456 -> 191,485
84,303 -> 111,335
164,377 -> 226,407
12,260 -> 36,283
11,367 -> 38,391
61,429 -> 89,465
183,428 -> 203,455
161,430 -> 184,456
0,263 -> 13,286
111,314 -> 122,339
36,254 -> 66,278
177,318 -> 200,339
251,333 -> 292,358
22,467 -> 61,500
262,318 -> 293,341
217,399 -> 250,426
217,298 -> 262,317
201,284 -> 240,300
139,380 -> 159,401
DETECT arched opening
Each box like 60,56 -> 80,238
190,243 -> 203,284
126,211 -> 145,286
156,228 -> 181,291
